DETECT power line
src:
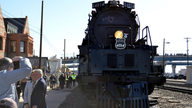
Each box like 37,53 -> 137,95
2,9 -> 63,55
3,13 -> 62,54
2,9 -> 62,53
1,8 -> 40,30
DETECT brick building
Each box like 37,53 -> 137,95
0,5 -> 33,59
0,6 -> 6,59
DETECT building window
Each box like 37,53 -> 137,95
7,23 -> 18,34
20,41 -> 25,53
29,43 -> 33,54
0,37 -> 2,50
10,40 -> 16,52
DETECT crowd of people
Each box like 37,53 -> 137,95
0,56 -> 77,108
49,72 -> 77,90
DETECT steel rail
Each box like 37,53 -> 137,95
160,86 -> 192,95
164,83 -> 192,88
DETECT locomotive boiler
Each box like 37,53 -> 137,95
78,0 -> 165,108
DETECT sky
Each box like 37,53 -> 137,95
1,0 -> 192,73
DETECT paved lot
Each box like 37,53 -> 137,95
19,84 -> 77,108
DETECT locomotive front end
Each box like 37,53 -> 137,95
77,1 -> 165,108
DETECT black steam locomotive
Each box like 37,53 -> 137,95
78,1 -> 165,108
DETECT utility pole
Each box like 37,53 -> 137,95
73,52 -> 75,72
163,39 -> 165,75
39,0 -> 44,69
33,49 -> 35,56
163,38 -> 170,75
184,37 -> 191,66
64,39 -> 66,73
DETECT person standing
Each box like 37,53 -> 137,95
68,75 -> 72,89
43,73 -> 47,83
71,73 -> 76,87
30,69 -> 47,108
65,74 -> 69,88
0,56 -> 32,107
49,74 -> 56,89
54,74 -> 58,87
20,78 -> 27,99
23,73 -> 34,108
59,73 -> 65,89
16,81 -> 21,101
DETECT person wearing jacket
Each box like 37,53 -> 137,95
30,69 -> 47,108
59,73 -> 65,89
71,73 -> 76,87
0,56 -> 32,107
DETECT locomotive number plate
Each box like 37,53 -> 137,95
115,38 -> 126,49
124,2 -> 135,9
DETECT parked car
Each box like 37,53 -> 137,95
183,76 -> 186,80
178,74 -> 186,79
178,74 -> 184,79
172,74 -> 178,79
167,74 -> 178,79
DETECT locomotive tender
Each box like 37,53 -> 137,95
78,0 -> 165,108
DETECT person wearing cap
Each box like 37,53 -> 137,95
0,98 -> 17,108
0,56 -> 32,107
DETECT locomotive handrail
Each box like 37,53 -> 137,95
146,26 -> 154,60
142,26 -> 154,72
142,26 -> 148,41
142,26 -> 153,54
135,14 -> 140,39
129,27 -> 133,46
87,14 -> 102,48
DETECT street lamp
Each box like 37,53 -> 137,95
184,37 -> 191,66
163,38 -> 170,75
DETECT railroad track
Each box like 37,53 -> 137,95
159,79 -> 192,94
159,85 -> 192,95
165,82 -> 192,88
166,79 -> 186,84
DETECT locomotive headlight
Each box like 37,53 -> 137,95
114,30 -> 123,39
